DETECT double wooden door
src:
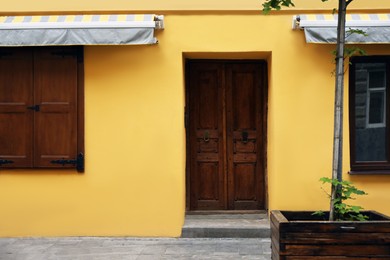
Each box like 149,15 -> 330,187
187,60 -> 267,210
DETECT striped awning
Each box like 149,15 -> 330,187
0,14 -> 164,46
293,14 -> 390,44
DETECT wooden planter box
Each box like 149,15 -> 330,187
271,210 -> 390,259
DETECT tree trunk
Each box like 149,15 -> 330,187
329,0 -> 348,221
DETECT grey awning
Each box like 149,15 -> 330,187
0,14 -> 164,46
293,14 -> 390,44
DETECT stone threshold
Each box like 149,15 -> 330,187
181,212 -> 270,238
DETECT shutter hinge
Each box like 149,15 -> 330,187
0,159 -> 14,166
184,107 -> 189,129
52,48 -> 83,63
50,153 -> 84,173
0,51 -> 12,58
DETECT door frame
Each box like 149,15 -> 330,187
184,59 -> 269,211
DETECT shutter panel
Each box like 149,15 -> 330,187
33,48 -> 78,168
0,48 -> 34,167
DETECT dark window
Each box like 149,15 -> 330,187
0,47 -> 84,172
349,56 -> 389,173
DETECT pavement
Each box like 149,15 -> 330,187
0,237 -> 271,260
0,213 -> 271,259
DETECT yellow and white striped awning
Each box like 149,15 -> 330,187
292,14 -> 390,44
0,14 -> 164,46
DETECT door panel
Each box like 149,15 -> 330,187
188,60 -> 266,210
226,63 -> 265,210
189,63 -> 225,210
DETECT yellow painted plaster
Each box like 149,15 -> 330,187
0,0 -> 387,13
0,2 -> 390,237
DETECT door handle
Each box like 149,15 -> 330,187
242,131 -> 248,144
203,131 -> 210,142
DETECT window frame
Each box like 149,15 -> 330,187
349,56 -> 390,174
365,69 -> 386,128
76,47 -> 85,173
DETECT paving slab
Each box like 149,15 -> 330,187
0,237 -> 271,260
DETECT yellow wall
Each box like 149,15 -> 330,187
0,0 -> 388,13
0,0 -> 390,237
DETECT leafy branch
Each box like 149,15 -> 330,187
330,28 -> 367,76
313,177 -> 369,221
262,0 -> 295,14
262,0 -> 331,13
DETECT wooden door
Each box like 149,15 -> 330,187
187,60 -> 267,210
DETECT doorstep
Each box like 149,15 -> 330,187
181,211 -> 270,238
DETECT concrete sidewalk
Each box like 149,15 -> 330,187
0,237 -> 271,260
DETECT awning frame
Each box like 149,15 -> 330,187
0,14 -> 164,46
293,15 -> 390,29
292,14 -> 390,44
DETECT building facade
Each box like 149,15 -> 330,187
0,0 -> 389,237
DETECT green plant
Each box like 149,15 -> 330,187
313,177 -> 369,221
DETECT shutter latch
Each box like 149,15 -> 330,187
0,159 -> 14,166
50,153 -> 84,172
27,105 -> 40,112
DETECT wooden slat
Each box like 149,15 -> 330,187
196,153 -> 219,162
280,221 -> 390,233
279,210 -> 390,221
234,141 -> 256,153
282,244 -> 390,256
270,216 -> 280,244
286,257 -> 388,260
232,154 -> 256,162
0,103 -> 27,112
232,131 -> 257,139
195,130 -> 219,138
272,249 -> 280,260
271,210 -> 289,226
282,232 -> 390,244
271,233 -> 280,256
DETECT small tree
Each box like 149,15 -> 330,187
263,0 -> 354,221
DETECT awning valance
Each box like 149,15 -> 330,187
0,14 -> 164,46
293,14 -> 390,44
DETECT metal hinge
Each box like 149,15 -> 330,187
50,153 -> 84,172
0,159 -> 14,166
184,107 -> 189,129
52,48 -> 83,63
0,51 -> 12,58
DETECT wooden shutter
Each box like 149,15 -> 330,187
33,48 -> 79,168
0,48 -> 34,167
0,47 -> 83,171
